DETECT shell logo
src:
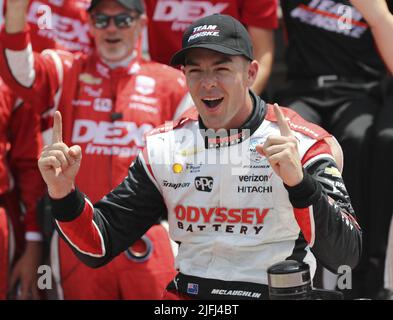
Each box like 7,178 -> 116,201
172,163 -> 183,174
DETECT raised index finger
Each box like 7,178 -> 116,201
52,111 -> 63,144
274,104 -> 292,137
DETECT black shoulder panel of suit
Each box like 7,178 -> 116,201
286,157 -> 362,273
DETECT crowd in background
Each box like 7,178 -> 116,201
0,0 -> 393,300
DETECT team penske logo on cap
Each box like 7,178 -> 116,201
188,25 -> 220,42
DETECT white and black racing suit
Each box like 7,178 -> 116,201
49,91 -> 362,300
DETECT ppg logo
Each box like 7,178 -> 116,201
195,177 -> 213,192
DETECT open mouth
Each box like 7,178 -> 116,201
105,39 -> 121,44
201,98 -> 224,109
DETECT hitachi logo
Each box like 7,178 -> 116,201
237,186 -> 272,193
174,205 -> 270,224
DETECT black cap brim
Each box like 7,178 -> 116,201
170,43 -> 252,66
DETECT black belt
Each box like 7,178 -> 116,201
290,75 -> 380,88
167,272 -> 270,300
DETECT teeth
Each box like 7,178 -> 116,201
202,97 -> 224,109
203,97 -> 222,101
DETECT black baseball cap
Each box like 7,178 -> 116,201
87,0 -> 145,14
170,14 -> 253,66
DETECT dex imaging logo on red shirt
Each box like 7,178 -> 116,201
153,0 -> 229,31
26,0 -> 91,52
71,119 -> 153,157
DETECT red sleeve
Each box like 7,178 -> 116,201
240,0 -> 279,29
9,102 -> 45,234
0,27 -> 64,114
301,140 -> 334,166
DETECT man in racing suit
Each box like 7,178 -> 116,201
1,0 -> 192,299
36,14 -> 362,299
143,0 -> 278,95
0,78 -> 45,299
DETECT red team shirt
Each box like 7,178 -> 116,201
0,29 -> 191,202
0,78 -> 44,239
1,0 -> 92,53
0,0 -> 92,243
0,5 -> 189,299
144,0 -> 278,64
2,0 -> 278,63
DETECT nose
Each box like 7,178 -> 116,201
200,72 -> 218,90
106,18 -> 118,32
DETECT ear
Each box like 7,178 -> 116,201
246,60 -> 259,87
137,14 -> 147,30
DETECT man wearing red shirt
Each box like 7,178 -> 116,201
0,0 -> 91,300
1,0 -> 192,299
0,78 -> 45,299
1,0 -> 92,53
143,0 -> 278,95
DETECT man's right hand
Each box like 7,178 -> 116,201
38,111 -> 82,199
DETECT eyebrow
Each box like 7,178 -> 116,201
185,56 -> 234,66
